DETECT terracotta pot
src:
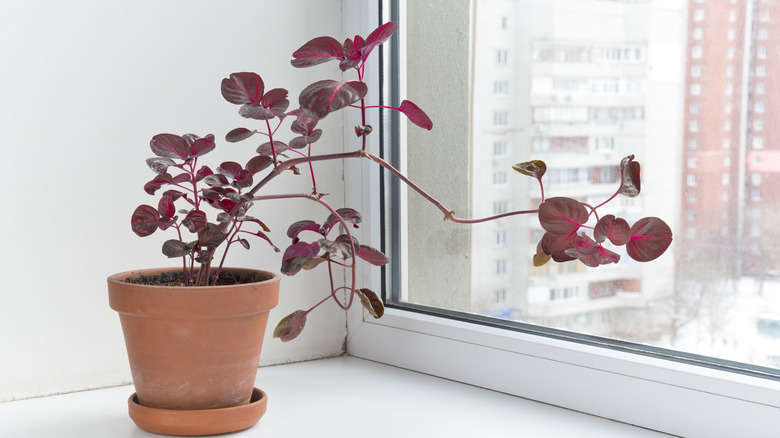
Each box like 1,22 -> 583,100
108,267 -> 280,413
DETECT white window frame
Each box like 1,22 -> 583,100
344,3 -> 780,437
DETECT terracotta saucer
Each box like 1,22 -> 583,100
127,387 -> 267,436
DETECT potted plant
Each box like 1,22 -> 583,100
109,21 -> 673,435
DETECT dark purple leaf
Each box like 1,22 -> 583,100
594,215 -> 631,245
281,241 -> 321,275
323,208 -> 362,234
172,173 -> 191,184
221,72 -> 264,105
150,133 -> 190,160
358,245 -> 389,266
538,197 -> 589,235
289,137 -> 309,150
131,205 -> 160,237
291,118 -> 319,135
299,80 -> 368,119
195,166 -> 213,182
513,160 -> 547,180
626,217 -> 673,262
182,210 -> 207,233
143,173 -> 174,195
287,220 -> 321,242
568,244 -> 621,267
398,100 -> 433,130
239,103 -> 277,120
273,310 -> 307,342
162,239 -> 191,258
334,234 -> 360,258
146,157 -> 176,174
363,22 -> 397,56
618,154 -> 641,198
540,232 -> 578,263
356,288 -> 384,318
202,173 -> 230,187
198,223 -> 227,247
226,127 -> 256,143
261,88 -> 290,116
291,36 -> 345,68
157,196 -> 176,220
246,155 -> 273,174
318,238 -> 340,254
257,141 -> 290,156
188,134 -> 216,158
217,161 -> 243,179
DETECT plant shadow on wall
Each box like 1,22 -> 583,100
130,22 -> 673,342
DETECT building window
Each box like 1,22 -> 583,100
725,83 -> 733,95
493,171 -> 508,186
689,120 -> 699,132
727,29 -> 735,41
494,80 -> 509,97
687,192 -> 697,203
692,27 -> 703,40
726,65 -> 734,77
691,46 -> 703,59
754,119 -> 764,131
755,101 -> 765,113
723,137 -> 731,149
753,137 -> 765,149
757,65 -> 767,77
722,173 -> 730,185
687,174 -> 697,186
725,103 -> 732,113
690,83 -> 701,95
497,49 -> 509,64
691,65 -> 702,77
752,173 -> 762,186
494,230 -> 507,247
727,47 -> 735,59
756,83 -> 766,94
693,9 -> 704,22
758,28 -> 769,40
690,103 -> 699,114
493,141 -> 508,156
760,10 -> 770,22
493,200 -> 508,215
494,259 -> 507,275
724,120 -> 732,131
757,47 -> 768,59
494,289 -> 507,304
687,157 -> 698,168
501,16 -> 508,29
689,138 -> 699,149
593,136 -> 615,152
493,111 -> 508,126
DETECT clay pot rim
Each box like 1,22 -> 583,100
107,267 -> 280,290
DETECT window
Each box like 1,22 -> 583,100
755,101 -> 765,113
686,174 -> 697,186
758,47 -> 768,59
353,4 -> 780,437
493,111 -> 508,125
494,80 -> 509,97
690,83 -> 701,95
493,141 -> 508,156
496,49 -> 508,64
493,171 -> 507,186
753,136 -> 765,149
690,65 -> 702,77
691,46 -> 703,59
757,65 -> 767,77
689,120 -> 698,132
494,230 -> 507,247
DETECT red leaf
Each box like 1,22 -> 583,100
188,134 -> 215,158
221,72 -> 264,105
216,161 -> 243,180
323,208 -> 362,234
358,245 -> 389,266
150,133 -> 190,160
626,217 -> 673,262
594,214 -> 631,245
273,310 -> 308,342
281,241 -> 321,275
398,100 -> 433,130
291,36 -> 345,68
143,173 -> 174,195
540,232 -> 577,262
157,196 -> 176,220
246,155 -> 272,175
299,80 -> 367,119
261,88 -> 290,116
362,22 -> 397,56
182,210 -> 207,233
238,103 -> 277,120
287,220 -> 321,241
538,197 -> 589,235
618,154 -> 641,198
226,127 -> 255,143
256,141 -> 290,156
131,205 -> 160,237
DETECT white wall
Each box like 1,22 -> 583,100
0,0 -> 350,402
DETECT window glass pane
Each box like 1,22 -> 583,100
398,0 -> 780,373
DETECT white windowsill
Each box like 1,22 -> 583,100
2,356 -> 671,438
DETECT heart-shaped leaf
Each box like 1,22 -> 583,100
281,241 -> 321,275
540,232 -> 577,262
221,72 -> 264,105
157,196 -> 177,220
131,205 -> 160,237
291,36 -> 345,68
198,223 -> 227,248
261,88 -> 290,116
216,161 -> 243,180
538,197 -> 589,235
162,239 -> 191,258
358,245 -> 389,266
182,210 -> 207,233
238,103 -> 277,120
626,217 -> 673,262
195,166 -> 213,182
356,288 -> 384,318
594,214 -> 631,245
189,134 -> 215,158
226,127 -> 256,143
273,310 -> 308,342
246,155 -> 273,175
618,154 -> 641,198
513,160 -> 547,180
150,133 -> 190,160
146,157 -> 176,174
398,100 -> 433,130
299,80 -> 368,119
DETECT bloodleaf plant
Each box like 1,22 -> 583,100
130,22 -> 672,342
